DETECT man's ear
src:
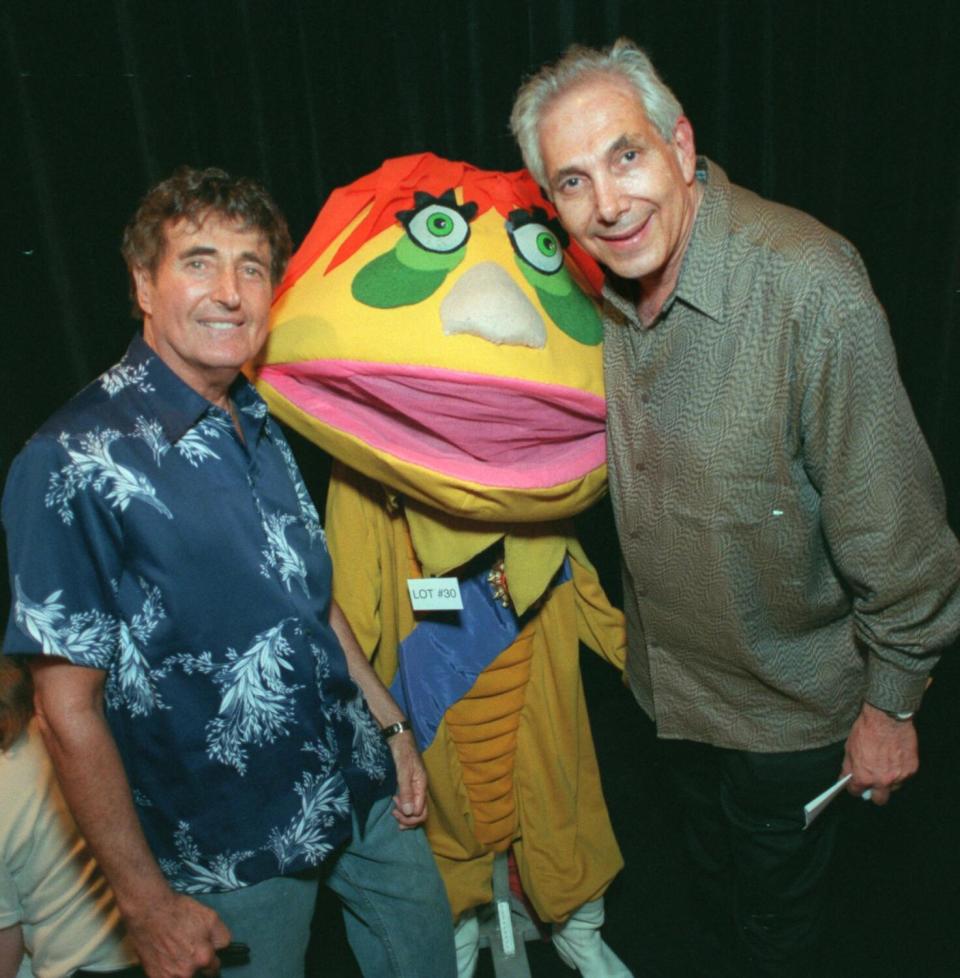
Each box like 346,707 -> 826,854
133,265 -> 153,317
671,116 -> 698,184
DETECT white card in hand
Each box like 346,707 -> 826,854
803,773 -> 872,829
803,773 -> 851,829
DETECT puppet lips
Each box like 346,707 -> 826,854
259,360 -> 606,489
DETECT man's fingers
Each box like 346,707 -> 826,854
392,794 -> 427,825
211,918 -> 232,948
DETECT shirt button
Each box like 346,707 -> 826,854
634,462 -> 645,474
640,393 -> 650,404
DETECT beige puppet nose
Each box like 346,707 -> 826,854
439,261 -> 546,348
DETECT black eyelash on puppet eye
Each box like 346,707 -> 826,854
395,189 -> 478,229
504,207 -> 569,249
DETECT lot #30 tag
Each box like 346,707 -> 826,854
406,577 -> 464,612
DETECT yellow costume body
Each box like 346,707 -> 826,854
327,467 -> 624,920
257,154 -> 626,925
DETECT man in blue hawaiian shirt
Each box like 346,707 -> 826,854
2,166 -> 456,978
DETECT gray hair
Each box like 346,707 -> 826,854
510,38 -> 685,191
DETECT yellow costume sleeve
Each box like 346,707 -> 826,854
326,461 -> 406,680
568,538 -> 627,670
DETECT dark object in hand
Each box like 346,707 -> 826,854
219,942 -> 251,968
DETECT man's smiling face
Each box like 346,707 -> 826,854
539,75 -> 699,304
135,213 -> 274,406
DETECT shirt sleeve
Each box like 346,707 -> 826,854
799,249 -> 960,713
2,433 -> 124,668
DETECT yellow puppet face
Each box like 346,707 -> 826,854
257,154 -> 607,522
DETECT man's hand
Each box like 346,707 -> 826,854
125,890 -> 231,978
388,729 -> 429,828
842,702 -> 919,805
29,660 -> 231,978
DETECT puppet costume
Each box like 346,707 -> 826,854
258,155 -> 631,977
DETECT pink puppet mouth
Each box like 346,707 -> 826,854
259,360 -> 606,490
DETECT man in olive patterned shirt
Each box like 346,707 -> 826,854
511,38 -> 960,978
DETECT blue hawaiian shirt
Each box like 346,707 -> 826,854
2,334 -> 393,893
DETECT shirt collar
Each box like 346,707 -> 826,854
123,332 -> 269,445
602,156 -> 730,328
673,156 -> 729,325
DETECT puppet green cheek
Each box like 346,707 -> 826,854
516,259 -> 603,346
536,288 -> 603,345
351,250 -> 446,308
351,237 -> 466,309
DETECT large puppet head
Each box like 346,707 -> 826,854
256,153 -> 606,524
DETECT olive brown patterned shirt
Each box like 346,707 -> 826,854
603,157 -> 960,751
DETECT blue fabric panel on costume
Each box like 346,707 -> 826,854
391,559 -> 571,750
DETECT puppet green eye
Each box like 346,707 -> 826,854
537,232 -> 558,259
509,223 -> 564,274
428,213 -> 453,236
505,207 -> 602,345
351,189 -> 478,309
407,204 -> 471,253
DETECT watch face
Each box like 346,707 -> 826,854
884,709 -> 915,721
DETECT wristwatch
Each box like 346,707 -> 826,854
380,719 -> 412,740
877,707 -> 915,722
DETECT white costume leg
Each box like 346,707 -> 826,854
454,911 -> 480,978
552,898 -> 634,977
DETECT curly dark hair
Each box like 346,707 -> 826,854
121,165 -> 293,317
0,656 -> 34,752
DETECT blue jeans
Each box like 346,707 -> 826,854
194,793 -> 455,978
323,793 -> 456,977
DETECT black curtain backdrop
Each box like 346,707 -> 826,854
2,2 -> 959,974
3,0 -> 959,504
